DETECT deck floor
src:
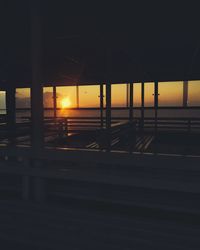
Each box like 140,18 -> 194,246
0,200 -> 200,250
1,130 -> 200,156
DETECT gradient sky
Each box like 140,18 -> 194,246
0,81 -> 200,110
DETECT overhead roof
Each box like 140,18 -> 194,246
1,1 -> 200,88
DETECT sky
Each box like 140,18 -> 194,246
1,81 -> 200,111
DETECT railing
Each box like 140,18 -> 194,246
93,121 -> 136,149
1,115 -> 200,155
2,116 -> 200,136
139,117 -> 200,133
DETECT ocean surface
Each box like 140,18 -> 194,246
1,109 -> 200,122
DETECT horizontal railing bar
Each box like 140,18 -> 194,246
45,119 -> 123,122
143,117 -> 200,120
20,116 -> 200,121
143,121 -> 200,125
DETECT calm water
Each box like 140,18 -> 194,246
1,109 -> 200,122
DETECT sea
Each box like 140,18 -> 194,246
1,108 -> 200,122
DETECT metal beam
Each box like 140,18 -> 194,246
141,82 -> 145,131
106,82 -> 111,150
31,0 -> 44,151
76,85 -> 79,108
126,83 -> 129,107
106,83 -> 111,129
154,81 -> 158,133
100,83 -> 104,128
6,86 -> 16,145
53,85 -> 57,118
129,83 -> 133,121
183,80 -> 188,107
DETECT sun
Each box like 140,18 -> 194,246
61,97 -> 71,109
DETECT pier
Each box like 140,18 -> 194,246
1,0 -> 200,248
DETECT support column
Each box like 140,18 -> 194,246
76,85 -> 79,108
128,82 -> 135,150
106,83 -> 111,130
6,86 -> 16,145
100,83 -> 104,128
154,81 -> 158,134
129,83 -> 133,122
31,0 -> 44,152
141,82 -> 145,132
53,85 -> 57,119
126,83 -> 129,107
106,82 -> 111,150
183,80 -> 188,107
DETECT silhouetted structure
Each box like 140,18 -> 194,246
0,2 -> 200,249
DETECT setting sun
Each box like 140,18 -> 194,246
61,97 -> 71,109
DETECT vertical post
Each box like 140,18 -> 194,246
129,83 -> 133,122
53,85 -> 57,119
31,0 -> 44,152
154,81 -> 158,134
106,82 -> 111,150
76,85 -> 79,108
6,86 -> 16,145
31,0 -> 46,202
128,82 -> 135,150
126,83 -> 129,107
141,82 -> 145,132
100,83 -> 104,128
183,80 -> 188,107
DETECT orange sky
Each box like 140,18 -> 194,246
1,81 -> 200,109
46,80 -> 200,108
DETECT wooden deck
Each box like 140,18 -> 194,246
1,116 -> 200,156
1,152 -> 200,249
0,199 -> 200,249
